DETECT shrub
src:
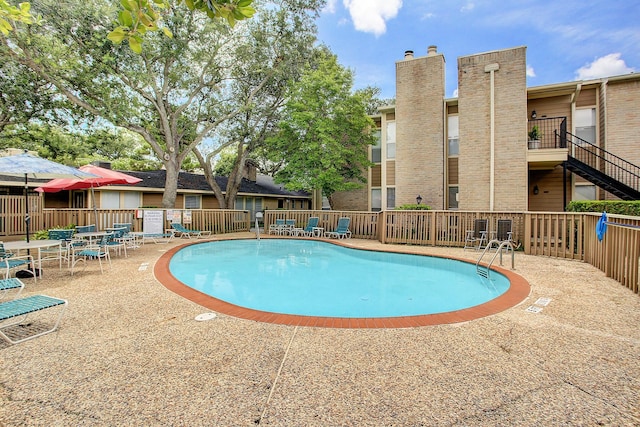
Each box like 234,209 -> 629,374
394,204 -> 431,211
566,200 -> 640,216
33,224 -> 76,240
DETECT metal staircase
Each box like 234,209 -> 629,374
563,131 -> 640,200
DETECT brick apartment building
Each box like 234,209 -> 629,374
331,45 -> 640,212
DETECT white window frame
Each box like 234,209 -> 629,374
371,129 -> 382,163
184,194 -> 201,209
447,115 -> 459,156
386,121 -> 396,160
371,188 -> 382,212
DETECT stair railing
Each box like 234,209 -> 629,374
562,130 -> 640,192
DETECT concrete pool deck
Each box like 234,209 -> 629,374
1,233 -> 639,425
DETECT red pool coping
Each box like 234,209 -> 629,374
154,236 -> 531,328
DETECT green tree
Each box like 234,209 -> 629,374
268,47 -> 376,208
191,0 -> 323,208
0,61 -> 71,136
1,0 -> 254,53
1,0 -> 319,208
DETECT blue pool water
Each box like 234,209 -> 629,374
169,239 -> 510,318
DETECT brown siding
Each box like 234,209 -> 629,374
528,166 -> 569,211
386,161 -> 395,186
202,195 -> 219,209
448,157 -> 459,184
576,88 -> 597,107
371,165 -> 382,187
142,193 -> 164,208
527,95 -> 571,127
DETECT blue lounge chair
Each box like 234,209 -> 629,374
293,217 -> 320,237
0,278 -> 24,300
324,217 -> 352,239
170,223 -> 212,239
0,294 -> 67,344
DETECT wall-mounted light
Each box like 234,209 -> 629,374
533,185 -> 539,195
531,110 -> 537,119
416,194 -> 422,205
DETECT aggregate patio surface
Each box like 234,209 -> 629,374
0,233 -> 638,426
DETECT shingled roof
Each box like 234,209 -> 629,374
123,170 -> 310,198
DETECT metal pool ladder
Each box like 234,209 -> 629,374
476,239 -> 515,279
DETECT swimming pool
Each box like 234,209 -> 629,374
160,239 -> 528,327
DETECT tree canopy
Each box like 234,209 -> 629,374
1,0 -> 323,208
267,46 -> 376,208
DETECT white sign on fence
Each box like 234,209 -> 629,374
143,210 -> 164,235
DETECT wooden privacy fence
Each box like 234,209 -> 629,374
40,209 -> 251,235
0,195 -> 43,237
583,213 -> 640,294
380,211 -> 525,247
264,210 -> 379,239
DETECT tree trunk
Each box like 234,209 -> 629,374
162,162 -> 179,208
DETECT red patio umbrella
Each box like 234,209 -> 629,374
35,164 -> 142,226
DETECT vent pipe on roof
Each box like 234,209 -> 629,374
404,50 -> 414,59
427,45 -> 437,56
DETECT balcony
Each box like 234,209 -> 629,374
527,116 -> 568,169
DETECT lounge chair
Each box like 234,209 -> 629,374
170,223 -> 212,239
282,219 -> 296,235
0,242 -> 36,280
268,219 -> 286,235
293,217 -> 320,237
0,294 -> 67,344
0,278 -> 24,300
324,217 -> 352,239
464,219 -> 488,251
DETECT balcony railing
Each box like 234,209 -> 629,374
527,117 -> 567,149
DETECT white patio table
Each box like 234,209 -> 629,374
4,239 -> 63,277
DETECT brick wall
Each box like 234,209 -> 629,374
604,79 -> 640,173
457,47 -> 528,211
395,48 -> 445,209
331,185 -> 368,211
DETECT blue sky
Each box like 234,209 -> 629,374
316,0 -> 639,99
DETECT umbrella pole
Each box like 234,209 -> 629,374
91,186 -> 98,228
24,174 -> 30,243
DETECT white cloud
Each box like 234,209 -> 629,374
343,0 -> 403,36
575,53 -> 635,80
421,12 -> 435,20
460,2 -> 475,13
452,88 -> 459,98
323,0 -> 338,13
526,65 -> 536,78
